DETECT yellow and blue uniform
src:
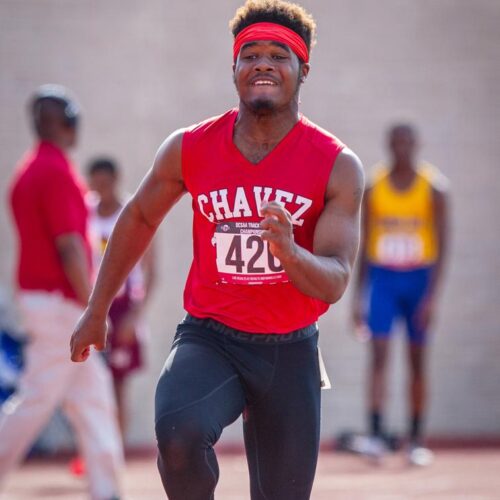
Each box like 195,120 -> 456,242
365,163 -> 442,343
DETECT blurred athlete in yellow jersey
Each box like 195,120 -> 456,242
352,124 -> 449,465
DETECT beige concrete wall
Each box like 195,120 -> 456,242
1,0 -> 499,447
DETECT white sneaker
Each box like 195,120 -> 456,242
350,435 -> 387,460
407,444 -> 434,466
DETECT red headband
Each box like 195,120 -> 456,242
233,22 -> 309,63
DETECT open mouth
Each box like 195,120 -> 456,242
251,79 -> 278,87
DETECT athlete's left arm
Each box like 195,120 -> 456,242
429,185 -> 450,295
261,149 -> 365,303
416,185 -> 450,330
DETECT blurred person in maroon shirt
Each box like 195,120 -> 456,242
0,85 -> 123,500
87,157 -> 157,437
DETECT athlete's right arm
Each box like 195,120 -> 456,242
351,187 -> 371,337
70,130 -> 186,362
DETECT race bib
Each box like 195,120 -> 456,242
214,222 -> 288,285
376,233 -> 424,267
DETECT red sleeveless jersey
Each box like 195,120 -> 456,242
182,109 -> 345,333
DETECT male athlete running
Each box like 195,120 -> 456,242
71,1 -> 364,498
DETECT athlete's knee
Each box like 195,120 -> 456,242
409,344 -> 426,377
157,434 -> 191,473
371,339 -> 389,372
411,366 -> 425,383
372,350 -> 387,372
155,413 -> 211,473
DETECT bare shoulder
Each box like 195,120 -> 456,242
420,162 -> 450,196
151,128 -> 185,185
132,129 -> 187,226
432,183 -> 449,204
427,168 -> 450,206
326,147 -> 365,206
432,183 -> 449,212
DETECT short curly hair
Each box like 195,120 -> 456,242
229,0 -> 317,55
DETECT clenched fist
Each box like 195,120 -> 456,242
70,309 -> 108,362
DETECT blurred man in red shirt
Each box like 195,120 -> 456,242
0,85 -> 123,500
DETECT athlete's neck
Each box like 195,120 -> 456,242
97,197 -> 122,217
391,159 -> 416,175
235,103 -> 299,145
390,160 -> 417,190
39,137 -> 71,152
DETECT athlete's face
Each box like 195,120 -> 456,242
389,126 -> 417,164
88,171 -> 117,202
64,125 -> 78,149
33,101 -> 78,149
233,40 -> 309,114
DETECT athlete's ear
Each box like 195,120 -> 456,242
300,63 -> 310,83
232,65 -> 237,86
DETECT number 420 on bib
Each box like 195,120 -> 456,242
215,221 -> 289,285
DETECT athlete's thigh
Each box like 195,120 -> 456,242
155,327 -> 245,436
400,268 -> 431,343
243,334 -> 321,500
367,268 -> 398,338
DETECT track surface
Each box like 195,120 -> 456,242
2,449 -> 500,499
